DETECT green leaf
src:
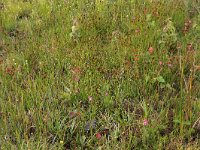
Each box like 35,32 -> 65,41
156,76 -> 166,83
145,75 -> 150,83
173,119 -> 181,124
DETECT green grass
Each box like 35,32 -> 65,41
0,0 -> 200,149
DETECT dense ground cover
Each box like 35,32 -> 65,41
0,0 -> 200,149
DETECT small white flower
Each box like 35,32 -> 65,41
72,25 -> 77,33
70,18 -> 79,38
25,60 -> 28,65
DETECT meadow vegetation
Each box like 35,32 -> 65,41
0,0 -> 200,149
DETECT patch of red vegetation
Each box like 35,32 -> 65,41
71,66 -> 82,82
182,20 -> 192,35
95,128 -> 109,139
148,46 -> 154,54
5,66 -> 15,75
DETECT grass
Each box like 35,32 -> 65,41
0,0 -> 200,149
